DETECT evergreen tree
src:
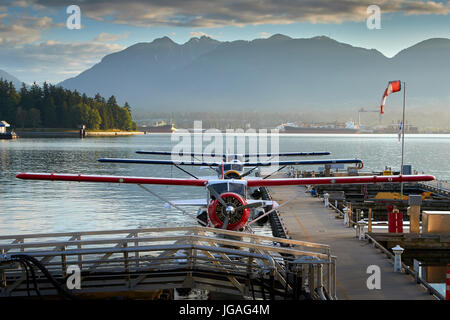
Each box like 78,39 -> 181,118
0,82 -> 136,131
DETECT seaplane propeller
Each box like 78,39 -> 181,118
206,184 -> 263,230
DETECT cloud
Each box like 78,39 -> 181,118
0,40 -> 125,84
0,14 -> 60,46
93,32 -> 129,43
259,32 -> 271,38
189,31 -> 211,38
25,0 -> 450,27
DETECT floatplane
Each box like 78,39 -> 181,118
16,150 -> 435,232
99,150 -> 363,180
98,150 -> 365,226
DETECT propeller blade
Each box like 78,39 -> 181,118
235,202 -> 265,211
222,215 -> 230,230
207,185 -> 228,208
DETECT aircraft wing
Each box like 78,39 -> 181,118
135,150 -> 228,160
17,173 -> 435,187
163,198 -> 276,208
164,198 -> 208,208
98,158 -> 220,166
16,173 -> 208,186
135,150 -> 331,158
247,199 -> 279,208
244,152 -> 330,157
246,175 -> 435,187
98,158 -> 362,168
244,158 -> 363,167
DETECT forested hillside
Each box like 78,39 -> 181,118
0,79 -> 137,130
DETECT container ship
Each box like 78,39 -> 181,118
140,121 -> 177,133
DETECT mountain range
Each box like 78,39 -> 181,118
51,35 -> 450,116
0,69 -> 23,89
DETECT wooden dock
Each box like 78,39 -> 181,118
269,184 -> 437,300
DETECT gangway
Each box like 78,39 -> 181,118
0,226 -> 336,300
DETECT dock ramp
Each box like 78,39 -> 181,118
0,226 -> 336,300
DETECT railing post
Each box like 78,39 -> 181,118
357,219 -> 366,240
368,208 -> 372,233
133,232 -> 139,269
317,264 -> 323,290
343,206 -> 349,226
308,264 -> 315,295
446,264 -> 450,300
392,245 -> 404,272
413,259 -> 420,283
76,234 -> 82,270
348,203 -> 353,227
61,246 -> 67,276
332,257 -> 337,299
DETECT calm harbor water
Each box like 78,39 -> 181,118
1,133 -> 449,297
1,133 -> 450,236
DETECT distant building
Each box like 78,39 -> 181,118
0,121 -> 18,139
0,121 -> 10,134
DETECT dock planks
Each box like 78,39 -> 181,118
269,185 -> 436,300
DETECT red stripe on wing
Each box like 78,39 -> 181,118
247,175 -> 435,187
16,173 -> 208,187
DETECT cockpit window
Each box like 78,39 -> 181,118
209,183 -> 228,197
223,164 -> 243,171
209,182 -> 246,198
232,164 -> 243,171
228,183 -> 246,197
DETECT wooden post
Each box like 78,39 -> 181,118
408,195 -> 422,234
348,203 -> 353,226
368,208 -> 373,233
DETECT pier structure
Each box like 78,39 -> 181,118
268,182 -> 440,300
419,180 -> 450,197
0,226 -> 336,300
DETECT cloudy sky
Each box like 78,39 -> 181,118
1,0 -> 449,85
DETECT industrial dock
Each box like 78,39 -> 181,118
269,183 -> 441,300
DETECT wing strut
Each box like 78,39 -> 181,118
173,164 -> 199,179
262,165 -> 287,180
248,189 -> 302,226
137,184 -> 206,226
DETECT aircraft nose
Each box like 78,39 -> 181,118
225,206 -> 235,215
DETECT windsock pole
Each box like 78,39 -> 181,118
400,82 -> 406,199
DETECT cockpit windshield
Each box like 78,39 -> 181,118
209,182 -> 228,196
209,182 -> 246,198
228,183 -> 246,196
223,164 -> 243,172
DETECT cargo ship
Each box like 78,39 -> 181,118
140,121 -> 177,133
277,121 -> 360,134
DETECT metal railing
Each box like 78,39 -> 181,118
0,226 -> 336,300
365,234 -> 444,300
419,180 -> 450,196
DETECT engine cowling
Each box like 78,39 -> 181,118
208,192 -> 250,230
224,170 -> 241,179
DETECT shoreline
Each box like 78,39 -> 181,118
15,130 -> 145,138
